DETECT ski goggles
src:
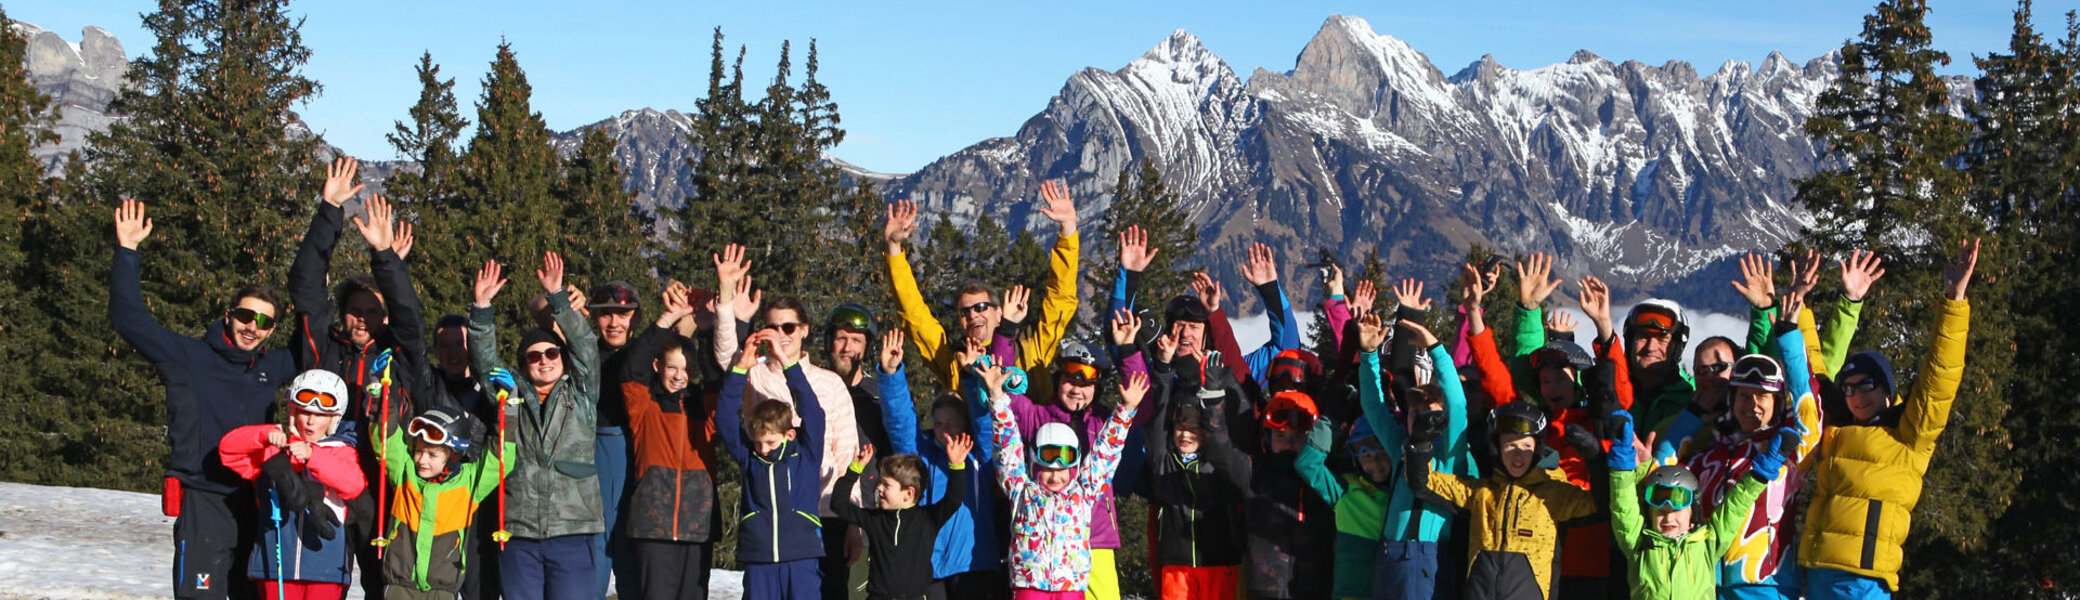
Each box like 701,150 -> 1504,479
1347,438 -> 1386,459
1056,361 -> 1100,385
524,347 -> 563,364
227,308 -> 278,330
1645,483 -> 1697,511
1729,357 -> 1785,392
1035,444 -> 1081,468
1261,408 -> 1315,432
292,389 -> 343,413
1492,413 -> 1546,437
407,416 -> 452,446
1627,310 -> 1677,333
828,307 -> 873,333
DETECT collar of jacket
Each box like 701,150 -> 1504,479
207,320 -> 264,366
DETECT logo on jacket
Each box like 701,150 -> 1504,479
195,573 -> 211,589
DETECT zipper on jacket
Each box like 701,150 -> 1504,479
1187,467 -> 1199,567
768,458 -> 780,563
895,510 -> 903,548
673,469 -> 684,541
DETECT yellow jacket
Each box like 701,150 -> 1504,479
1427,465 -> 1601,600
886,233 -> 1079,391
1798,298 -> 1969,591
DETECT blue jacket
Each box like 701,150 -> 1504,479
246,429 -> 361,584
717,362 -> 826,564
880,363 -> 1002,578
110,246 -> 295,495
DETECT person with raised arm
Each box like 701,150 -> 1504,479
113,199 -> 296,600
1799,239 -> 1977,600
466,255 -> 604,600
875,329 -> 1007,600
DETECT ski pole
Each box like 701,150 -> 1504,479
367,352 -> 395,557
268,486 -> 285,600
488,368 -> 517,548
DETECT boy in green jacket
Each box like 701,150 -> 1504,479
1606,409 -> 1792,600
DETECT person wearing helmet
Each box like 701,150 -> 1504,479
1800,240 -> 1977,600
881,183 -> 1080,394
1234,367 -> 1336,600
1605,405 -> 1795,600
1504,258 -> 1637,600
466,253 -> 606,600
1143,342 -> 1252,600
1639,291 -> 1822,600
987,351 -> 1148,598
217,370 -> 366,600
1620,295 -> 1696,435
1410,399 -> 1604,600
378,399 -> 520,600
1326,310 -> 1474,600
1003,310 -> 1157,600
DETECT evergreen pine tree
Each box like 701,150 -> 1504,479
1795,0 -> 2019,568
16,0 -> 323,490
1083,159 -> 1200,330
0,6 -> 65,483
556,128 -> 648,287
384,52 -> 468,208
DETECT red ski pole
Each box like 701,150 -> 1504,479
368,361 -> 394,558
492,386 -> 513,548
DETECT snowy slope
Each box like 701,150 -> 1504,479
0,482 -> 744,600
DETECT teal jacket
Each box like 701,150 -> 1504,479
1356,345 -> 1474,541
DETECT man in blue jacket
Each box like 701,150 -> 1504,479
113,200 -> 295,600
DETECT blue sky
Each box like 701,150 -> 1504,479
19,1 -> 2034,174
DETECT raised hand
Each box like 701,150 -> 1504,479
1786,248 -> 1822,298
659,280 -> 695,327
879,329 -> 905,375
1243,243 -> 1279,286
1119,371 -> 1151,412
351,194 -> 396,253
321,156 -> 363,207
1153,332 -> 1179,364
1356,314 -> 1388,353
114,199 -> 153,250
1109,308 -> 1141,347
1120,225 -> 1157,272
955,337 -> 987,372
1778,289 -> 1807,325
537,252 -> 565,294
1840,249 -> 1885,302
1036,180 -> 1077,234
1547,310 -> 1579,334
884,200 -> 919,255
1002,285 -> 1032,325
1461,262 -> 1495,308
1392,278 -> 1432,311
1350,279 -> 1378,318
473,260 -> 508,307
1399,318 -> 1440,348
1516,252 -> 1564,309
735,330 -> 773,370
1577,275 -> 1614,341
976,361 -> 1010,393
1944,237 -> 1979,301
1190,271 -> 1225,313
854,443 -> 876,468
1731,252 -> 1776,309
393,221 -> 415,260
714,243 -> 751,292
1325,264 -> 1346,297
944,433 -> 975,464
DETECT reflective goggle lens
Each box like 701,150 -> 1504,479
293,389 -> 341,410
1262,408 -> 1315,432
1646,483 -> 1696,510
1037,444 -> 1080,468
408,417 -> 449,445
1057,361 -> 1099,383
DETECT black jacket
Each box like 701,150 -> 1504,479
110,246 -> 295,495
1145,357 -> 1251,569
287,204 -> 445,427
831,462 -> 967,599
1246,446 -> 1336,600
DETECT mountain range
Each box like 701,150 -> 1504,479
18,15 -> 1974,314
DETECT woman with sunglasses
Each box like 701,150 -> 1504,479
466,253 -> 606,600
1797,239 -> 1977,600
114,199 -> 298,600
217,370 -> 366,600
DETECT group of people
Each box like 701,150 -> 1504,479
120,158 -> 1979,600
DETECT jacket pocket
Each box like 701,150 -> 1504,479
553,460 -> 598,480
1466,550 -> 1543,600
795,510 -> 822,528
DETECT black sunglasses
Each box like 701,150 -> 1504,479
1842,378 -> 1882,394
761,322 -> 805,335
227,308 -> 277,330
1698,361 -> 1732,375
959,302 -> 997,316
524,347 -> 563,364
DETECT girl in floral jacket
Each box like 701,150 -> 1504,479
989,364 -> 1146,599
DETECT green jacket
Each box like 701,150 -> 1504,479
380,426 -> 517,592
1610,467 -> 1763,600
467,290 -> 604,539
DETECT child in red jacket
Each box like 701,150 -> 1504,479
218,370 -> 367,600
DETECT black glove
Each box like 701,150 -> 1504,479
259,452 -> 310,516
1583,361 -> 1621,440
1563,424 -> 1604,462
1403,441 -> 1434,488
300,492 -> 340,540
1409,410 -> 1448,446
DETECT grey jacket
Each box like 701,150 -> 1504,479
467,290 -> 604,539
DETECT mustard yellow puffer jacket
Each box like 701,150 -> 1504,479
1798,298 -> 1969,591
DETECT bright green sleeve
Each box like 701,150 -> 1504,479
382,429 -> 411,485
1821,298 -> 1864,377
1744,304 -> 1778,355
1609,466 -> 1646,560
1707,475 -> 1766,554
469,440 -> 521,503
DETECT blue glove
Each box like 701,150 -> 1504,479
1003,366 -> 1029,395
365,349 -> 396,397
486,367 -> 518,400
1748,428 -> 1797,483
1604,410 -> 1638,471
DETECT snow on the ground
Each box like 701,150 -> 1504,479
0,482 -> 745,600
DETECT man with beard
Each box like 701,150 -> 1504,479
115,200 -> 295,600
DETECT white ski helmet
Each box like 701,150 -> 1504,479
287,369 -> 350,417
